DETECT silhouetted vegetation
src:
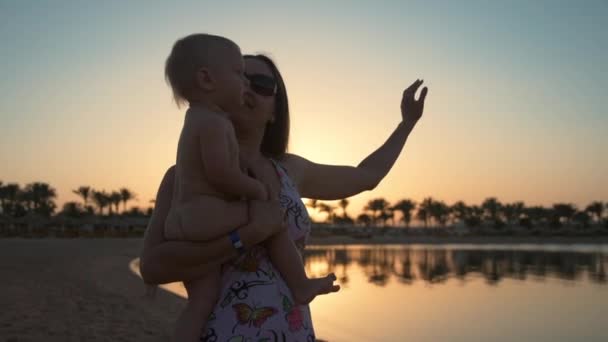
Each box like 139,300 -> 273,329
1,179 -> 606,238
306,197 -> 608,236
0,180 -> 148,238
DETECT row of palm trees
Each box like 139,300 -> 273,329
0,181 -> 141,219
0,181 -> 58,217
69,186 -> 139,217
2,179 -> 606,230
307,197 -> 608,229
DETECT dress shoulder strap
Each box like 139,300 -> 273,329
268,158 -> 288,179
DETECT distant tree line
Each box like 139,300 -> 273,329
1,180 -> 606,237
0,181 -> 147,219
307,197 -> 608,230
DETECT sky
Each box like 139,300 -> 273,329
1,0 -> 606,219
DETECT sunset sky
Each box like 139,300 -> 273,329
1,0 -> 606,218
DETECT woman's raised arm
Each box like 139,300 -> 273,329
283,80 -> 428,200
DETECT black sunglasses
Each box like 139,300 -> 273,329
245,73 -> 277,97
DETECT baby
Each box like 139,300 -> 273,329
163,34 -> 339,342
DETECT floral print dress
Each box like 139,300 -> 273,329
202,160 -> 316,342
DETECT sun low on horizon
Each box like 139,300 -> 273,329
1,0 -> 606,219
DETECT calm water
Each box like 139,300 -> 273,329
153,244 -> 608,342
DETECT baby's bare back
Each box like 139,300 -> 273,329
165,108 -> 265,241
173,109 -> 240,204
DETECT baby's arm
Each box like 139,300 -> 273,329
200,118 -> 267,200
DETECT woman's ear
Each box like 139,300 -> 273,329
195,67 -> 215,91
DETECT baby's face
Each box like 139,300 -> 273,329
229,58 -> 276,131
214,46 -> 247,112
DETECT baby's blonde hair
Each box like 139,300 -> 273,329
165,33 -> 238,107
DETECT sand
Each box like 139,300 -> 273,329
0,238 -> 182,342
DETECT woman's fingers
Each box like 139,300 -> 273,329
403,79 -> 421,96
404,79 -> 423,97
418,86 -> 428,103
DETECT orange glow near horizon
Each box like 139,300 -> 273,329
1,2 -> 606,218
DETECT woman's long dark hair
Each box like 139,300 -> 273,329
244,54 -> 290,159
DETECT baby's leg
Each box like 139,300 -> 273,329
164,196 -> 247,241
266,231 -> 340,304
173,269 -> 221,342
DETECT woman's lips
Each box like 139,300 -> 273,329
243,93 -> 255,109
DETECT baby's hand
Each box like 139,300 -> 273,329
248,199 -> 287,240
253,181 -> 268,201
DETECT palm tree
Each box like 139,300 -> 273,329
305,199 -> 318,210
24,182 -> 57,216
416,208 -> 429,228
585,201 -> 605,224
338,199 -> 350,219
317,202 -> 336,223
0,181 -> 4,212
119,188 -> 135,213
0,181 -> 6,215
523,206 -> 548,228
502,201 -> 525,227
126,206 -> 145,217
430,201 -> 450,228
463,205 -> 483,228
19,186 -> 34,211
110,191 -> 122,215
552,203 -> 577,227
92,190 -> 109,215
305,199 -> 318,219
365,198 -> 390,226
72,186 -> 91,207
481,197 -> 503,227
356,213 -> 372,227
418,197 -> 434,228
61,202 -> 83,218
451,201 -> 469,225
379,208 -> 395,226
572,211 -> 591,229
392,199 -> 416,228
1,183 -> 21,216
605,202 -> 608,228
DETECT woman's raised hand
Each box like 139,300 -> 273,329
401,79 -> 428,125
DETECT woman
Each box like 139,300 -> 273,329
141,54 -> 428,340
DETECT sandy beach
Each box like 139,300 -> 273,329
0,238 -> 182,341
2,236 -> 607,341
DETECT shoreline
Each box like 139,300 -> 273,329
2,234 -> 608,245
0,233 -> 608,245
307,235 -> 608,245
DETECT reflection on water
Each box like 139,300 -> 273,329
304,245 -> 608,287
142,245 -> 608,342
303,245 -> 608,342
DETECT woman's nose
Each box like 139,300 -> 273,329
243,91 -> 256,108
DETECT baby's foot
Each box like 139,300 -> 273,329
293,273 -> 340,305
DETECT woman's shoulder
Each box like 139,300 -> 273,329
276,153 -> 308,185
